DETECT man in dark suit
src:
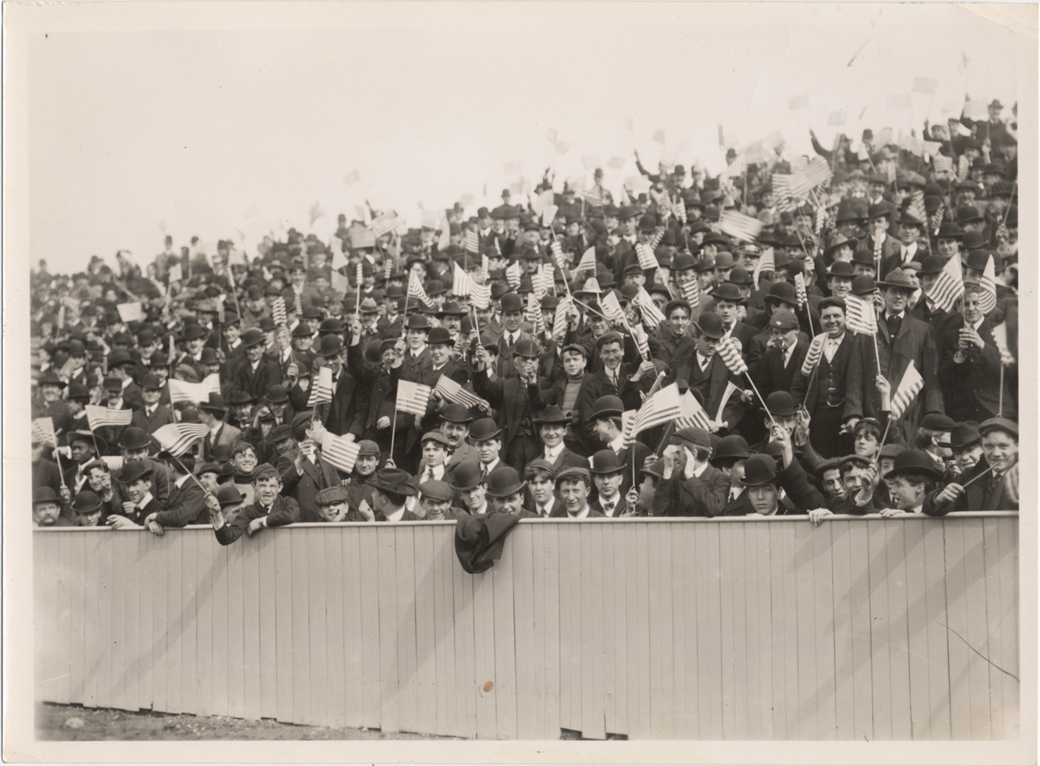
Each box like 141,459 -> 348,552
146,454 -> 209,533
487,292 -> 536,380
532,405 -> 589,472
278,413 -> 344,523
925,417 -> 1018,513
313,333 -> 369,441
117,426 -> 172,507
208,462 -> 300,543
404,326 -> 470,459
791,297 -> 864,458
231,328 -> 283,401
585,395 -> 651,499
750,312 -> 809,400
938,282 -> 1015,423
588,449 -> 632,517
709,283 -> 759,350
650,427 -> 732,517
879,211 -> 927,279
130,373 -> 176,437
575,331 -> 657,451
472,339 -> 544,473
548,467 -> 606,519
197,393 -> 243,462
677,313 -> 747,435
865,203 -> 901,275
347,328 -> 406,466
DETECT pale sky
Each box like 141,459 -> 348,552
25,3 -> 1026,275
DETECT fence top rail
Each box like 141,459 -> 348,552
31,510 -> 1019,532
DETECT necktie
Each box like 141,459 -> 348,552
425,468 -> 434,481
886,314 -> 901,336
481,464 -> 488,479
603,500 -> 614,516
539,505 -> 548,517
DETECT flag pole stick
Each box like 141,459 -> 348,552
960,464 -> 996,489
654,421 -> 677,455
998,361 -> 1004,416
743,372 -> 777,428
168,453 -> 211,494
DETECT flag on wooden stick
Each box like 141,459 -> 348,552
635,243 -> 658,271
845,294 -> 878,335
573,246 -> 597,275
85,405 -> 133,430
307,366 -> 334,408
977,255 -> 998,315
753,248 -> 775,290
719,210 -> 764,243
634,288 -> 665,330
168,374 -> 223,405
676,390 -> 712,431
889,361 -> 924,421
320,432 -> 361,474
542,205 -> 559,228
464,229 -> 480,254
152,422 -> 209,457
434,375 -> 489,411
32,417 -> 56,447
991,322 -> 1015,366
396,380 -> 433,416
717,337 -> 748,375
270,296 -> 287,326
925,254 -> 964,313
800,334 -> 827,376
407,272 -> 430,305
680,278 -> 700,311
622,383 -> 682,447
116,302 -> 144,323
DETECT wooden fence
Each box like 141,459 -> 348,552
34,514 -> 1019,740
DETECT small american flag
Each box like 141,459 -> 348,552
680,278 -> 700,311
550,241 -> 566,272
168,374 -> 222,405
32,417 -> 56,447
553,296 -> 574,341
270,296 -> 288,326
800,333 -> 827,376
505,261 -> 522,290
532,264 -> 554,298
152,422 -> 209,457
526,292 -> 545,333
845,294 -> 879,335
814,206 -> 826,236
542,205 -> 559,228
480,254 -> 490,282
573,246 -> 597,275
719,210 -> 764,243
307,366 -> 334,408
600,292 -> 627,325
396,380 -> 432,417
464,229 -> 480,254
630,322 -> 651,361
57,304 -> 66,330
294,291 -> 304,317
793,273 -> 808,309
930,203 -> 945,237
371,211 -> 399,238
753,248 -> 775,290
622,383 -> 682,447
452,262 -> 474,297
100,455 -> 125,472
407,272 -> 430,305
331,270 -> 349,294
933,155 -> 953,175
674,197 -> 687,224
717,337 -> 748,376
635,243 -> 657,271
434,375 -> 489,412
384,257 -> 393,281
925,255 -> 964,313
634,287 -> 665,330
676,390 -> 712,431
889,361 -> 924,421
978,255 -> 998,315
320,432 -> 362,474
906,189 -> 927,222
58,357 -> 77,380
471,282 -> 491,310
117,302 -> 145,323
421,208 -> 441,230
991,322 -> 1015,366
355,262 -> 364,291
85,405 -> 133,430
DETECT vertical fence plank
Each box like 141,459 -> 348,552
430,526 -> 457,737
451,530 -> 478,739
211,541 -> 230,718
962,518 -> 992,739
996,517 -> 1019,737
194,535 -> 213,718
670,524 -> 687,739
648,523 -> 666,739
697,520 -> 721,738
68,534 -> 87,706
766,524 -> 787,739
635,523 -> 653,739
149,534 -> 168,713
395,527 -> 419,735
97,533 -> 117,710
472,567 -> 498,739
306,530 -> 328,727
512,524 -> 537,740
180,535 -> 198,716
626,521 -> 643,738
163,534 -> 182,714
33,534 -> 49,703
731,524 -> 750,739
684,519 -> 701,740
358,526 -> 381,730
376,527 -> 400,734
126,532 -> 143,710
754,523 -> 774,740
557,524 -> 578,732
718,524 -> 737,738
612,524 -> 630,738
943,518 -> 972,738
812,522 -> 837,740
53,533 -> 73,705
492,528 -> 519,740
289,531 -> 312,725
601,524 -> 619,737
412,526 -> 436,736
903,519 -> 930,739
580,523 -> 605,740
846,520 -> 873,740
136,533 -> 154,712
544,523 -> 562,738
656,524 -> 676,739
254,533 -> 274,720
341,527 -> 363,730
226,542 -> 245,719
793,522 -> 819,739
274,529 -> 294,724
866,521 -> 892,739
742,523 -> 761,740
781,522 -> 800,739
529,524 -> 548,739
884,520 -> 912,739
324,528 -> 346,729
923,520 -> 952,739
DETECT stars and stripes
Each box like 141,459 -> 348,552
622,383 -> 682,447
396,380 -> 433,417
168,374 -> 223,405
924,254 -> 964,313
407,272 -> 431,305
978,254 -> 998,315
845,294 -> 879,335
889,360 -> 925,421
599,292 -> 627,325
635,243 -> 658,271
753,247 -> 775,290
116,302 -> 145,323
168,263 -> 183,284
991,322 -> 1016,366
384,257 -> 393,282
532,264 -> 554,298
270,296 -> 287,326
676,389 -> 712,431
464,229 -> 480,254
371,211 -> 399,238
717,336 -> 748,376
906,189 -> 927,222
794,273 -> 808,310
573,246 -> 597,275
434,375 -> 489,412
526,292 -> 545,333
772,158 -> 832,210
320,432 -> 362,475
630,322 -> 652,361
32,417 -> 57,447
452,263 -> 490,308
680,278 -> 700,311
307,366 -> 335,408
719,210 -> 764,243
550,240 -> 567,273
634,287 -> 666,330
85,405 -> 133,430
542,205 -> 559,228
505,261 -> 522,290
553,296 -> 575,341
800,333 -> 827,376
152,422 -> 209,458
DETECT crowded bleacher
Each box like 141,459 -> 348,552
30,104 -> 1020,539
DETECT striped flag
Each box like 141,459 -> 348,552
845,294 -> 878,335
800,333 -> 827,376
471,282 -> 491,310
464,229 -> 480,254
307,366 -> 334,408
331,240 -> 348,269
526,292 -> 545,333
550,241 -> 567,272
717,336 -> 748,375
420,208 -> 440,230
978,255 -> 998,315
753,247 -> 775,290
331,270 -> 349,294
32,417 -> 56,447
793,273 -> 808,309
480,254 -> 490,282
371,211 -> 399,238
542,205 -> 559,228
907,189 -> 927,222
635,243 -> 658,271
505,261 -> 522,290
680,278 -> 700,311
600,291 -> 627,324
168,262 -> 183,284
168,374 -> 223,405
933,155 -> 953,175
719,210 -> 764,243
116,302 -> 144,323
152,422 -> 209,457
930,203 -> 945,237
85,405 -> 133,430
814,206 -> 827,236
57,303 -> 66,331
991,322 -> 1015,366
924,254 -> 964,312
355,262 -> 364,291
270,296 -> 287,326
553,296 -> 574,341
634,287 -> 666,330
889,361 -> 925,421
384,257 -> 394,282
714,380 -> 742,423
452,262 -> 474,297
676,390 -> 712,431
320,432 -> 362,475
434,375 -> 490,411
573,246 -> 597,275
407,272 -> 430,305
58,357 -> 77,381
532,264 -> 554,298
674,197 -> 687,224
100,456 -> 125,473
294,290 -> 304,318
630,322 -> 651,361
622,383 -> 682,447
396,380 -> 433,416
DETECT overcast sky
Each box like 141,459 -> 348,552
26,3 -> 1025,275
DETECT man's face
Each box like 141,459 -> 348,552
232,448 -> 258,475
246,343 -> 264,363
106,388 -> 123,406
953,444 -> 984,473
126,478 -> 150,505
491,491 -> 525,515
34,502 -> 61,526
621,217 -> 637,236
558,479 -> 589,513
475,438 -> 500,464
41,384 -> 62,403
821,468 -> 845,501
887,475 -> 924,510
70,439 -> 94,464
748,484 -> 779,515
854,431 -> 879,458
142,388 -> 162,406
698,271 -> 715,291
223,325 -> 241,344
152,366 -> 170,383
599,341 -> 623,370
828,276 -> 853,300
820,306 -> 846,337
767,414 -> 797,437
593,471 -> 623,499
695,333 -> 719,357
937,238 -> 960,259
588,316 -> 608,338
420,496 -> 452,520
460,484 -> 486,511
561,350 -> 586,378
962,291 -> 982,326
429,342 -> 451,366
898,223 -> 920,246
87,467 -> 110,494
715,300 -> 738,327
981,431 -> 1017,473
441,315 -> 461,334
422,441 -> 447,467
502,310 -> 523,333
232,404 -> 253,423
198,472 -> 220,493
274,437 -> 296,456
406,329 -> 428,351
440,421 -> 468,448
668,308 -> 691,338
75,509 -> 102,527
529,474 -> 554,505
593,418 -> 615,444
355,454 -> 379,476
868,182 -> 885,198
883,288 -> 911,315
319,501 -> 349,523
254,476 -> 281,507
539,423 -> 565,449
770,327 -> 799,351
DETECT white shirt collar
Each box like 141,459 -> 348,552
384,505 -> 406,522
135,491 -> 154,509
608,433 -> 626,453
543,444 -> 565,463
473,501 -> 488,515
481,457 -> 500,474
536,496 -> 555,517
175,474 -> 190,488
599,493 -> 620,516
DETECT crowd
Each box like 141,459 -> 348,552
30,103 -> 1021,541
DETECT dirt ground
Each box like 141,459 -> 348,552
36,702 -> 461,741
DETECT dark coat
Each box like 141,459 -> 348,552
939,316 -> 1015,422
278,452 -> 344,523
231,358 -> 284,401
873,312 -> 944,439
650,464 -> 732,517
153,476 -> 209,528
215,494 -> 300,545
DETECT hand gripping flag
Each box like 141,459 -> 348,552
85,405 -> 133,430
978,254 -> 998,315
634,287 -> 665,330
635,243 -> 658,271
396,380 -> 433,417
116,302 -> 145,323
623,383 -> 682,447
320,432 -> 362,475
889,360 -> 924,421
32,417 -> 57,447
676,389 -> 712,431
573,246 -> 597,275
845,294 -> 878,335
800,333 -> 827,376
719,210 -> 764,243
153,422 -> 209,458
434,375 -> 490,411
307,366 -> 334,408
270,296 -> 288,326
717,336 -> 748,376
168,374 -> 223,405
991,322 -> 1016,366
924,254 -> 964,313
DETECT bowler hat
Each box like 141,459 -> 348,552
949,423 -> 982,451
228,390 -> 258,406
589,449 -> 624,474
740,455 -> 780,487
851,275 -> 876,296
887,450 -> 944,482
711,283 -> 743,303
470,418 -> 502,442
264,385 -> 289,404
764,282 -> 799,307
67,429 -> 105,453
710,435 -> 750,466
317,335 -> 344,357
216,484 -> 245,508
116,461 -> 154,485
876,270 -> 916,291
533,405 -> 570,425
368,467 -> 418,497
694,312 -> 725,339
268,424 -> 293,444
405,314 -> 432,331
34,486 -> 61,506
37,370 -> 66,389
440,403 -> 473,424
428,327 -> 455,347
513,339 -> 541,358
72,491 -> 103,515
118,426 -> 152,451
764,391 -> 797,418
199,392 -> 227,415
590,395 -> 623,420
451,462 -> 484,491
240,328 -> 265,347
484,466 -> 527,497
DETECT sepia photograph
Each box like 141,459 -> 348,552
4,2 -> 1037,762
